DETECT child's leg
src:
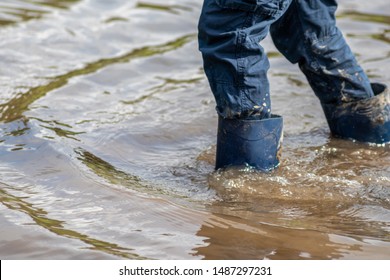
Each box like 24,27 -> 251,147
198,0 -> 292,169
198,0 -> 292,119
270,0 -> 374,104
270,0 -> 389,144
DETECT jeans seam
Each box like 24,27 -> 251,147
236,12 -> 256,116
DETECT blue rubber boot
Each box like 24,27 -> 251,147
215,115 -> 283,171
321,83 -> 390,144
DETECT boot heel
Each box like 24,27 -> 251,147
322,83 -> 390,144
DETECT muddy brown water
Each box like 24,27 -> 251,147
0,0 -> 389,259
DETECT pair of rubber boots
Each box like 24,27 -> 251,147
216,83 -> 390,171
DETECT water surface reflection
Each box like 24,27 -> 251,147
0,0 -> 389,259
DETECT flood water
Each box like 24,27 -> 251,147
0,0 -> 389,260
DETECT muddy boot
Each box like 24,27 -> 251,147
215,115 -> 283,171
321,83 -> 390,144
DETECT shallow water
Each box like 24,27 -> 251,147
0,0 -> 389,260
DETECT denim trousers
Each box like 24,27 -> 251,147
198,0 -> 374,119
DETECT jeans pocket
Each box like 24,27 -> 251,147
216,0 -> 289,16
